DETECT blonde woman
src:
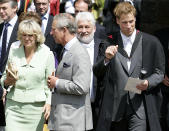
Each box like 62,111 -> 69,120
1,20 -> 55,131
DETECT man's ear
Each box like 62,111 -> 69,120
13,5 -> 18,14
116,18 -> 119,25
94,25 -> 96,32
63,27 -> 68,33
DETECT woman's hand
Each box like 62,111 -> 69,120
43,104 -> 51,120
4,71 -> 17,86
2,88 -> 7,105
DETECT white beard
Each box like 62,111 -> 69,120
77,30 -> 95,44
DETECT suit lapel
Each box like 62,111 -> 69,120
2,21 -> 19,68
57,39 -> 79,75
117,52 -> 129,73
7,20 -> 19,52
130,31 -> 142,58
94,37 -> 101,64
0,23 -> 4,37
45,15 -> 53,37
116,32 -> 129,73
129,32 -> 142,76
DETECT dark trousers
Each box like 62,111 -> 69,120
110,114 -> 147,131
160,92 -> 169,131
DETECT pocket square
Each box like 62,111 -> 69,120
63,62 -> 70,68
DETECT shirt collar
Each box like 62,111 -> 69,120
64,37 -> 77,51
120,29 -> 136,44
7,15 -> 18,28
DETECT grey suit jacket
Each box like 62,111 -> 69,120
48,38 -> 93,131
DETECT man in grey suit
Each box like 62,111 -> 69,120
47,13 -> 93,131
94,2 -> 165,131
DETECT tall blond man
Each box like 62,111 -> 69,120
94,2 -> 165,131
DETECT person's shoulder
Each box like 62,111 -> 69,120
48,14 -> 54,20
74,40 -> 86,50
141,31 -> 160,43
10,41 -> 21,49
72,40 -> 88,55
96,22 -> 105,30
39,44 -> 51,52
9,43 -> 22,56
141,31 -> 162,49
38,44 -> 54,58
142,31 -> 158,40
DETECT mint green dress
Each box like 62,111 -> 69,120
1,43 -> 55,131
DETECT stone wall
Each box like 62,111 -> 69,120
140,0 -> 169,34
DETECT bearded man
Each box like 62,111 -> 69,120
75,12 -> 106,130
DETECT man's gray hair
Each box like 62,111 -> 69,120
53,13 -> 76,34
75,12 -> 96,26
0,0 -> 17,8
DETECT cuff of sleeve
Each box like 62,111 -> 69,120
104,60 -> 110,66
55,79 -> 59,89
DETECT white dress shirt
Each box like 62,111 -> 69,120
124,0 -> 134,5
82,40 -> 95,102
121,29 -> 136,70
0,15 -> 18,58
41,7 -> 50,34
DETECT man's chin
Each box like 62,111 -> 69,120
1,16 -> 7,21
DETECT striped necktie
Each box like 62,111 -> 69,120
0,22 -> 10,60
0,22 -> 10,71
41,16 -> 47,34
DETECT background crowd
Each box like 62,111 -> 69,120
0,0 -> 169,131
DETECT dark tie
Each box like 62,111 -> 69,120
41,16 -> 46,34
59,48 -> 65,63
0,22 -> 10,62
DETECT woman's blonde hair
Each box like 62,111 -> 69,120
17,19 -> 45,46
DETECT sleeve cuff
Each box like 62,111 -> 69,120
55,79 -> 59,89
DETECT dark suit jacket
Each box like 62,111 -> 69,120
0,20 -> 19,73
0,20 -> 19,126
154,28 -> 169,76
93,36 -> 103,101
94,23 -> 107,40
0,87 -> 3,99
154,28 -> 169,95
44,15 -> 62,60
93,31 -> 165,131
